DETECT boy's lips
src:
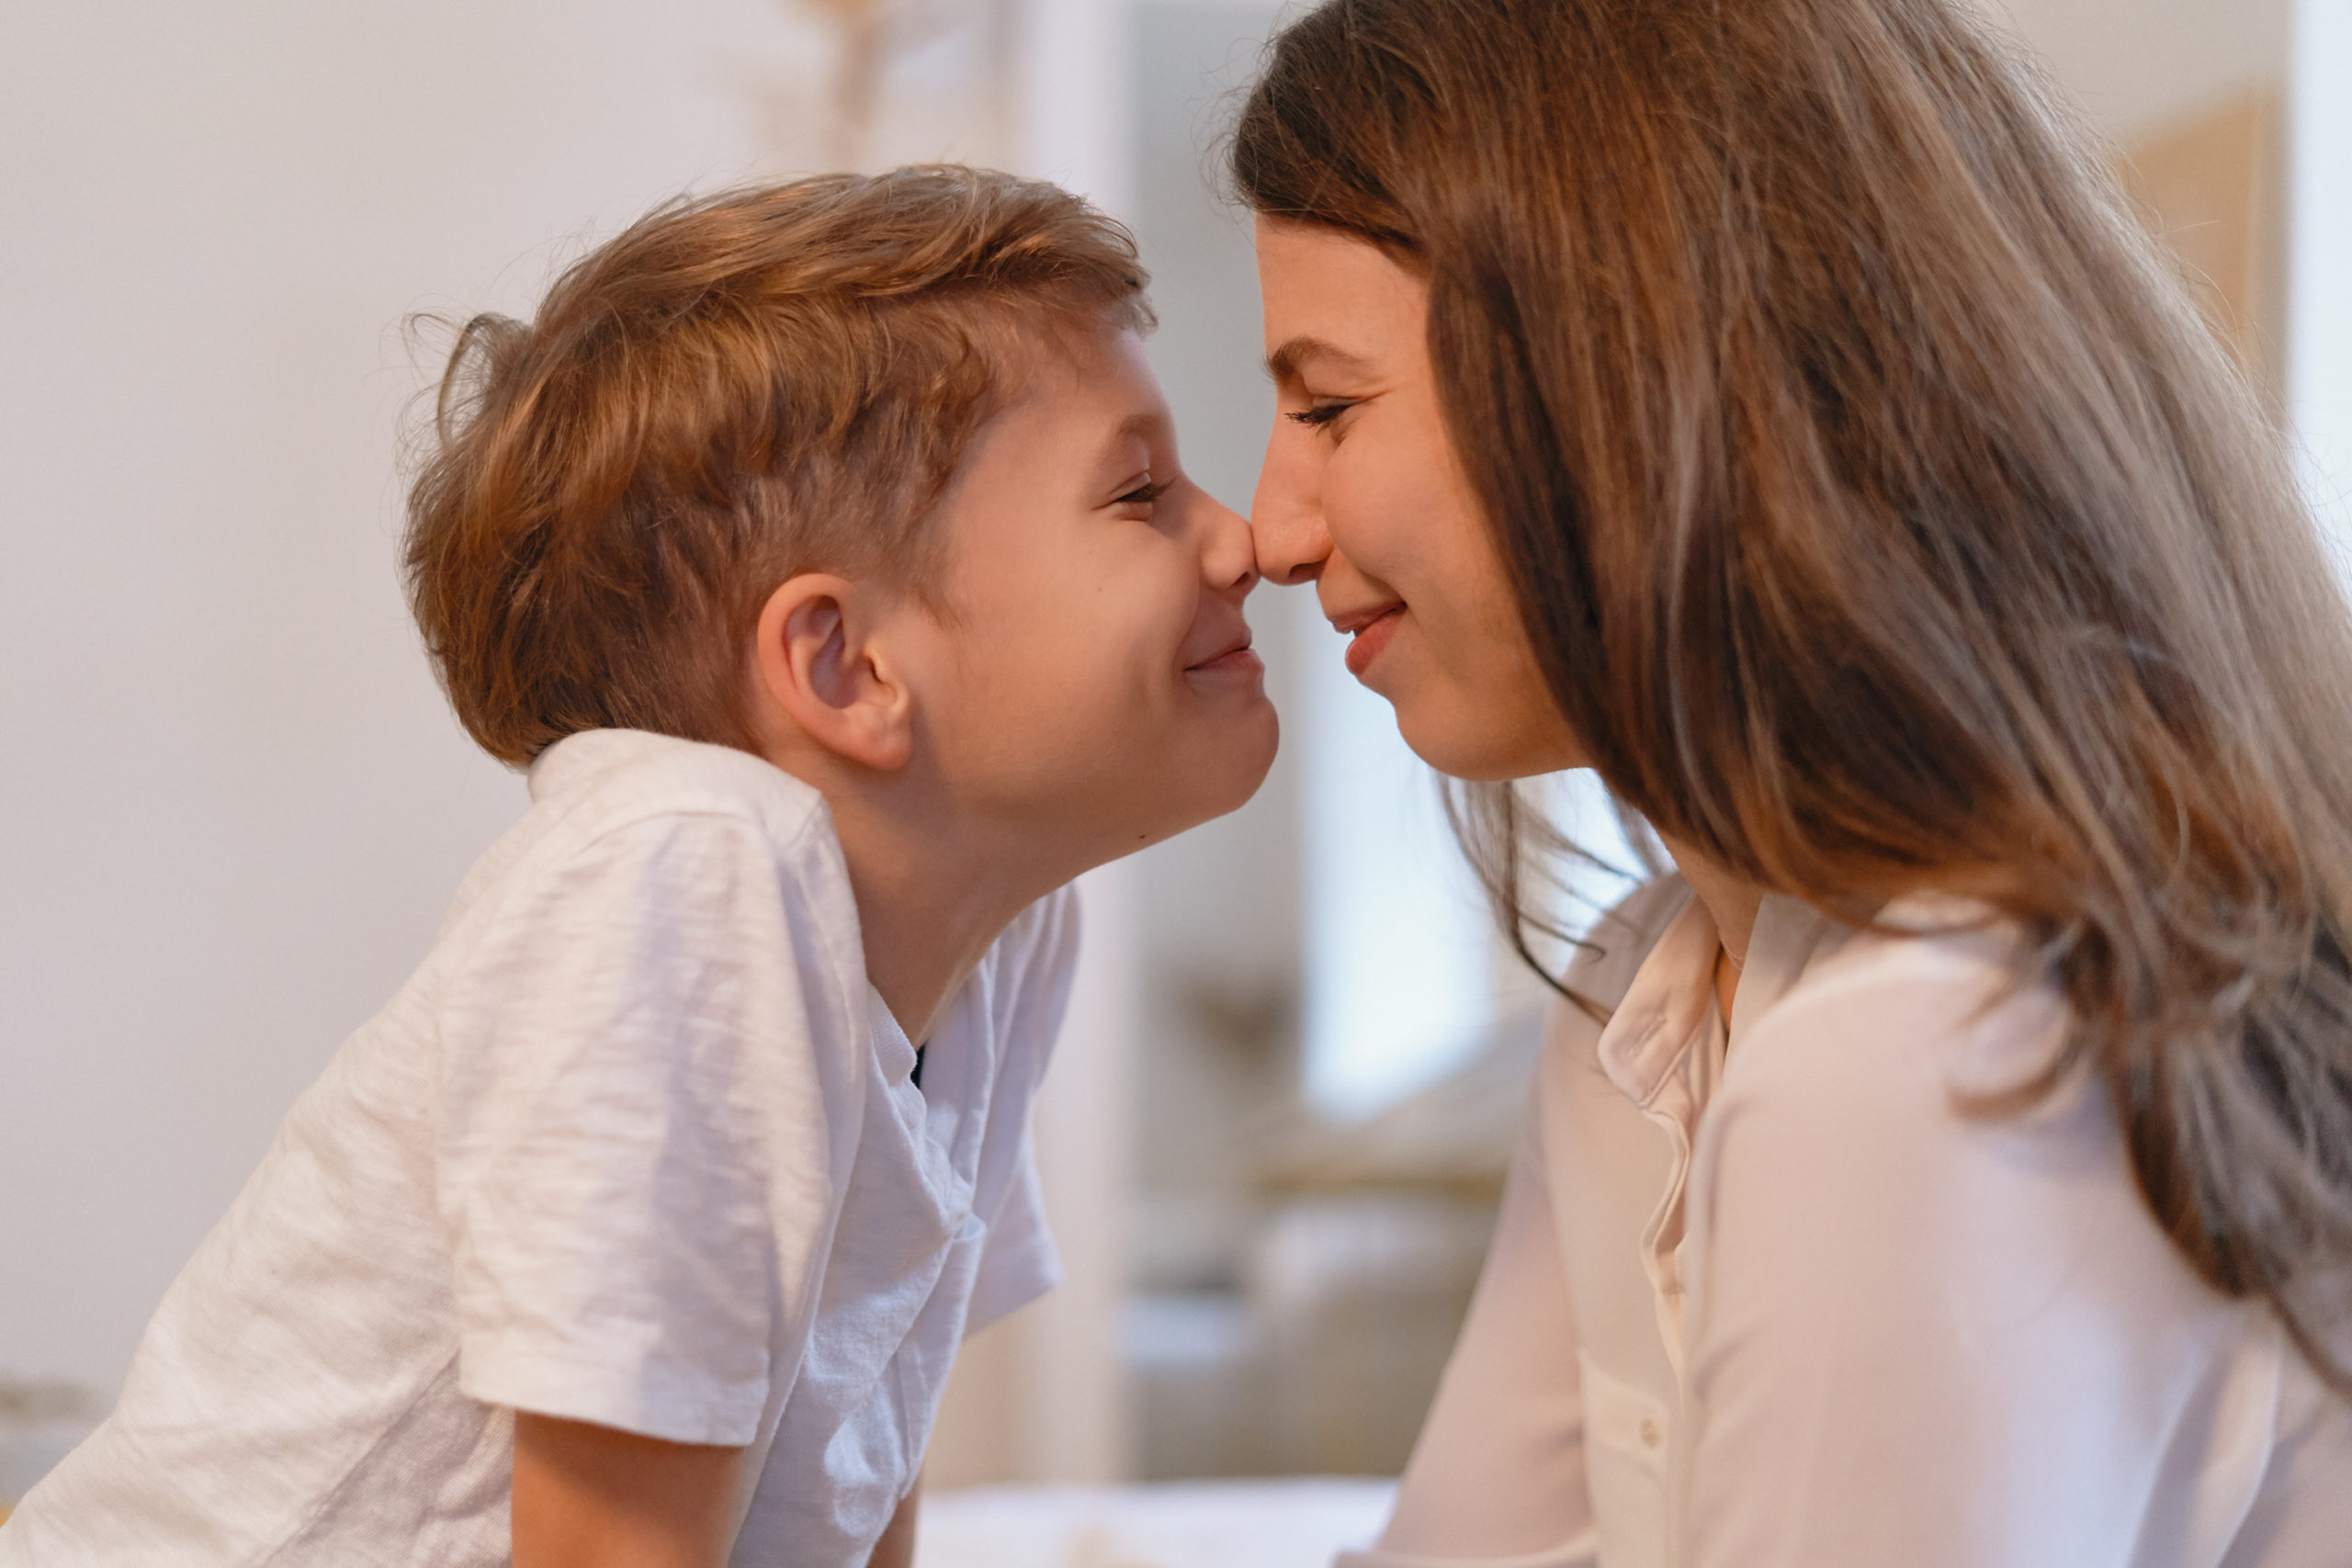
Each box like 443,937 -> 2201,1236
1335,603 -> 1405,677
1186,637 -> 1264,680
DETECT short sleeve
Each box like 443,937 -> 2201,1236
1343,1087 -> 1600,1568
964,887 -> 1080,1335
965,1138 -> 1061,1335
434,808 -> 863,1447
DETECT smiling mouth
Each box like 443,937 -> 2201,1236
1187,641 -> 1264,678
1339,604 -> 1405,677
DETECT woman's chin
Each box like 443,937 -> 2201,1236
1397,705 -> 1577,782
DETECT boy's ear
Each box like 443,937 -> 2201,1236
751,574 -> 916,773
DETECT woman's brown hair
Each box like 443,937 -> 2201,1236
406,165 -> 1148,764
1234,0 -> 2352,1382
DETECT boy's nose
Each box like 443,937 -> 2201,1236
1195,487 -> 1261,598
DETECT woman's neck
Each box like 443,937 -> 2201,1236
1660,834 -> 1764,1026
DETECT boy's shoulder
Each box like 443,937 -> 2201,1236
524,728 -> 828,842
436,729 -> 844,947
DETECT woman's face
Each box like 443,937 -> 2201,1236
1251,219 -> 1582,782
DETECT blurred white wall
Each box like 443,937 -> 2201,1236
2290,0 -> 2352,550
1988,0 -> 2287,134
1,0 -> 766,1397
1985,0 -> 2350,570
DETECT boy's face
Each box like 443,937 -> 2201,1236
899,323 -> 1278,861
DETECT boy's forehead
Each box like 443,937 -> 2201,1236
993,329 -> 1168,457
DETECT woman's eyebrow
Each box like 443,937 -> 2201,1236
1265,335 -> 1375,382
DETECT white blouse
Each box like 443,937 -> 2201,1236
1343,879 -> 2352,1568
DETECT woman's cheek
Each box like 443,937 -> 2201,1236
1317,454 -> 1390,565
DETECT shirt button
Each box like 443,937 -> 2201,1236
1639,1417 -> 1664,1450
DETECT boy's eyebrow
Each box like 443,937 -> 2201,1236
1265,334 -> 1374,382
1094,410 -> 1166,468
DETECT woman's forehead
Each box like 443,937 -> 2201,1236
1256,222 -> 1426,368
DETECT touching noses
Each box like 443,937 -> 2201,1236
1248,424 -> 1329,587
1192,484 -> 1261,602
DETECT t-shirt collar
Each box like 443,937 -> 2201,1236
526,728 -> 673,803
866,984 -> 922,1087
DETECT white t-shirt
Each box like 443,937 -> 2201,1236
1351,877 -> 2352,1568
2,728 -> 1073,1566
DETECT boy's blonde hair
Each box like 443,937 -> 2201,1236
406,165 -> 1152,765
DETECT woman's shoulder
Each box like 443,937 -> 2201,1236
1684,902 -> 2304,1564
1699,897 -> 2203,1322
1698,895 -> 2129,1269
1737,893 -> 2067,1111
1697,895 -> 2265,1344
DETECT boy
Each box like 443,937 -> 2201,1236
1,166 -> 1276,1566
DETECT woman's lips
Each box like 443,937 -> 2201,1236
1342,605 -> 1405,677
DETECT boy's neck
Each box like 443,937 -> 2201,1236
840,804 -> 1047,1047
778,753 -> 1070,1047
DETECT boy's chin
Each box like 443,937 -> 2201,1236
1061,707 -> 1280,868
1162,706 -> 1282,829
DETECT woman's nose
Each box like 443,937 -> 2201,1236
1249,430 -> 1329,587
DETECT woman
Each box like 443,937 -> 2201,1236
1236,0 -> 2352,1563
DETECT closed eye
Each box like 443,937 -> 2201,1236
1115,479 -> 1174,506
1286,402 -> 1353,429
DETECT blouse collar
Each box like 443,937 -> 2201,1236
1596,885 -> 1846,1107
